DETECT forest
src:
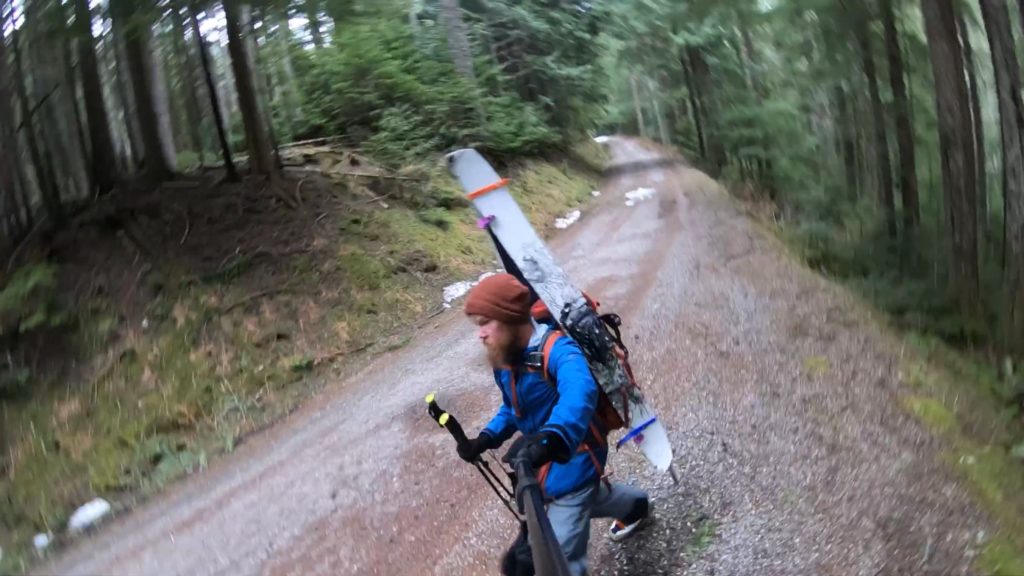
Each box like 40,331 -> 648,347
1,0 -> 1024,571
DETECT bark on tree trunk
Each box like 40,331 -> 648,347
0,16 -> 29,234
148,41 -> 178,170
852,2 -> 897,239
63,30 -> 92,190
921,0 -> 981,321
958,11 -> 988,237
273,8 -> 302,140
306,0 -> 323,48
224,0 -> 276,176
111,12 -> 143,169
687,46 -> 724,172
189,2 -> 238,182
73,0 -> 118,193
11,30 -> 63,224
630,76 -> 647,139
682,52 -> 706,160
834,85 -> 859,200
979,0 -> 1024,356
440,0 -> 476,85
170,4 -> 206,165
881,0 -> 920,233
248,8 -> 282,167
111,0 -> 174,182
649,77 -> 671,146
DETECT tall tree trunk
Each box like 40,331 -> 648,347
881,0 -> 920,234
306,0 -> 323,48
189,2 -> 238,182
681,52 -> 706,160
273,8 -> 302,139
11,30 -> 63,224
687,46 -> 724,172
249,8 -> 282,167
980,0 -> 1024,356
649,77 -> 670,146
439,0 -> 476,84
25,0 -> 89,202
149,40 -> 178,170
834,85 -> 859,199
224,0 -> 276,176
851,3 -> 896,239
62,30 -> 91,190
921,0 -> 981,321
170,4 -> 206,165
73,0 -> 118,193
110,0 -> 174,182
110,11 -> 143,169
0,14 -> 30,233
958,11 -> 988,237
630,76 -> 647,138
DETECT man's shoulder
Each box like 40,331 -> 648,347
545,331 -> 587,364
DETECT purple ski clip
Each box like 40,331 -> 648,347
477,215 -> 495,229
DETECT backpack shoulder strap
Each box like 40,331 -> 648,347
540,329 -> 564,385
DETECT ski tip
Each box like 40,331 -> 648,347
425,392 -> 436,404
444,148 -> 474,170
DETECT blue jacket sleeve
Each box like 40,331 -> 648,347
540,338 -> 598,454
483,400 -> 518,445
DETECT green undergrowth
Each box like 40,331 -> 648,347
0,150 -> 600,573
893,335 -> 1024,574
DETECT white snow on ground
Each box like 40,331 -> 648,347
591,190 -> 601,197
68,498 -> 111,534
624,187 -> 656,207
442,271 -> 501,308
593,135 -> 611,143
33,533 -> 51,553
554,209 -> 581,229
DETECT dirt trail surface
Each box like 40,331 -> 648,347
45,139 -> 988,576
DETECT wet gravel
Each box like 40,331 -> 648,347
45,138 -> 990,576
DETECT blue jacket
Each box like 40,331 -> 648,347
483,325 -> 606,499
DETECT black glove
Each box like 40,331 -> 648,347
502,431 -> 567,469
457,432 -> 496,463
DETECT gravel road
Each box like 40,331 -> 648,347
44,138 -> 989,576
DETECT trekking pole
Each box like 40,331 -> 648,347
425,393 -> 518,515
510,456 -> 572,576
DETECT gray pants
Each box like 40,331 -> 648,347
547,481 -> 648,576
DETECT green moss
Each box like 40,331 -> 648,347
685,517 -> 716,558
979,535 -> 1024,575
899,348 -> 1024,574
802,355 -> 830,378
903,395 -> 956,433
339,247 -> 390,291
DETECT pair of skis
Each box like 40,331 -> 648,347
445,148 -> 676,477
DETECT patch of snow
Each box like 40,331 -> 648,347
442,270 -> 503,308
554,209 -> 581,230
624,187 -> 656,206
68,498 -> 112,534
591,190 -> 601,197
593,135 -> 610,144
442,281 -> 475,308
33,533 -> 51,553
